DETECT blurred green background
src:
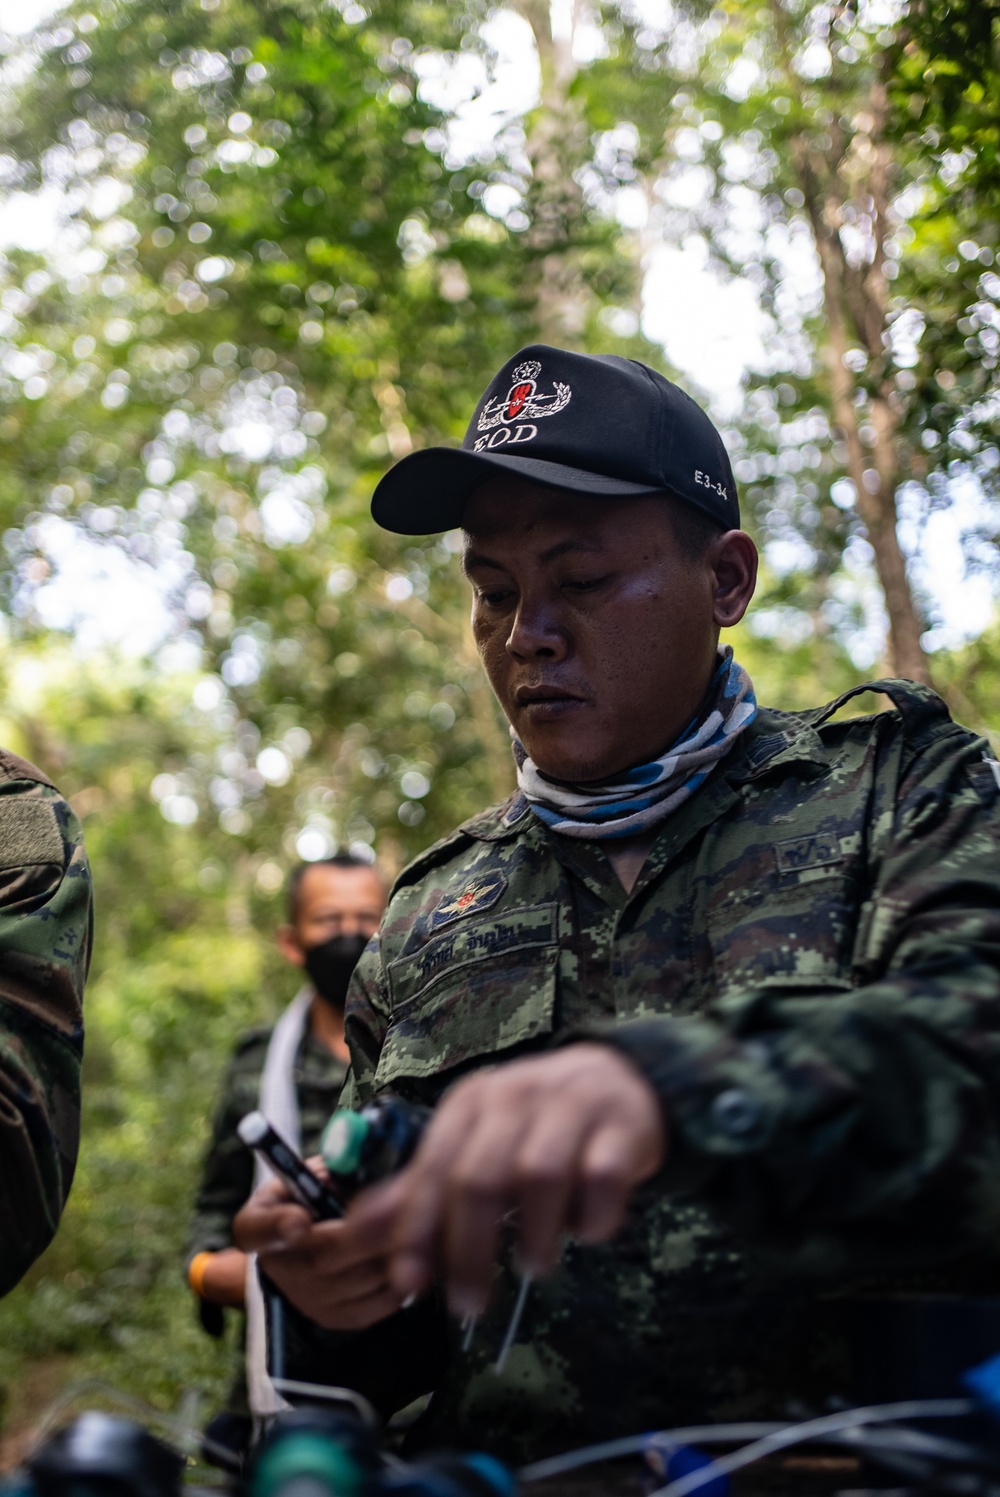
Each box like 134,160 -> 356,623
0,0 -> 998,1450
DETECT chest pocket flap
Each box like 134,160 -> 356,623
377,904 -> 558,1087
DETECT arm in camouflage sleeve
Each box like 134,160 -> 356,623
0,753 -> 91,1297
604,720 -> 1000,1273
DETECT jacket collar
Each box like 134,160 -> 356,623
459,791 -> 531,843
459,704 -> 837,845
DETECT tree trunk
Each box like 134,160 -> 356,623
514,0 -> 590,344
773,4 -> 931,684
802,164 -> 930,682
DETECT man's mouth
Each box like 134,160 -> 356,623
514,684 -> 588,718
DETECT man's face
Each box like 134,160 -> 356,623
463,479 -> 756,783
280,864 -> 386,968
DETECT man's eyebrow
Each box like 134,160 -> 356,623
462,550 -> 504,574
538,538 -> 604,564
462,538 -> 604,573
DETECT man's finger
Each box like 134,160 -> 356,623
572,1123 -> 641,1242
319,1258 -> 393,1306
313,1287 -> 405,1332
386,1082 -> 483,1300
436,1100 -> 536,1311
511,1104 -> 589,1277
262,1246 -> 402,1331
234,1182 -> 313,1253
440,1170 -> 510,1314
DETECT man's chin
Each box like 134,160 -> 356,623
520,732 -> 619,786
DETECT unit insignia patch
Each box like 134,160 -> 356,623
430,871 -> 508,930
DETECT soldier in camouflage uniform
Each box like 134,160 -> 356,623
0,747 -> 91,1297
185,854 -> 385,1443
236,346 -> 1000,1461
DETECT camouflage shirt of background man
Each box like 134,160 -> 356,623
236,347 -> 1000,1463
0,748 -> 91,1297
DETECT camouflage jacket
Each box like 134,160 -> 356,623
296,681 -> 1000,1458
0,749 -> 91,1296
186,1014 -> 348,1270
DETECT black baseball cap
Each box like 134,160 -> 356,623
370,343 -> 739,534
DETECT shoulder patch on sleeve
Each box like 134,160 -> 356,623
0,748 -> 56,788
0,795 -> 64,873
430,869 -> 508,929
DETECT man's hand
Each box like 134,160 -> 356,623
235,1047 -> 664,1329
359,1044 -> 666,1317
233,1173 -> 404,1330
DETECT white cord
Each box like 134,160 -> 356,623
647,1398 -> 974,1497
520,1424 -> 785,1482
23,1378 -> 240,1471
495,1274 -> 533,1374
269,1378 -> 378,1428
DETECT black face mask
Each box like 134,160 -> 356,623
304,932 -> 369,1008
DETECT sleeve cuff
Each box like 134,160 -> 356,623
566,1016 -> 792,1193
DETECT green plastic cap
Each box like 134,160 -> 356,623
251,1432 -> 363,1497
321,1109 -> 369,1175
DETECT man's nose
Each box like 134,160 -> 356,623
505,596 -> 569,660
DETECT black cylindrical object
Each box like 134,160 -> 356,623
28,1414 -> 183,1497
321,1098 -> 430,1195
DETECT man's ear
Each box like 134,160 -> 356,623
710,530 -> 757,629
277,924 -> 307,968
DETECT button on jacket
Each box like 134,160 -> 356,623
302,680 -> 1000,1459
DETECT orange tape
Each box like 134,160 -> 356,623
188,1251 -> 214,1299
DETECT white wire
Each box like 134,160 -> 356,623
520,1424 -> 785,1482
23,1378 -> 240,1471
461,1313 -> 478,1353
495,1274 -> 533,1374
646,1398 -> 974,1497
269,1378 -> 379,1428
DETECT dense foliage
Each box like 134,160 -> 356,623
0,0 -> 998,1446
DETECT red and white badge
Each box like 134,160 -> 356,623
476,359 -> 572,437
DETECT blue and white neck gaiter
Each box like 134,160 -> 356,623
513,647 -> 757,840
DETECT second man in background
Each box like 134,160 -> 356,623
185,853 -> 386,1453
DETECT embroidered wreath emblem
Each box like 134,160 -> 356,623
477,360 -> 572,432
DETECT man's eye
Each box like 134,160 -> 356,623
479,588 -> 513,606
563,576 -> 610,593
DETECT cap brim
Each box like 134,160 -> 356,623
370,447 -> 666,535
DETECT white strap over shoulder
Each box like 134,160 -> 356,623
246,985 -> 313,1420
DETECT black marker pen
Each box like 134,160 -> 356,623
238,1110 -> 345,1221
